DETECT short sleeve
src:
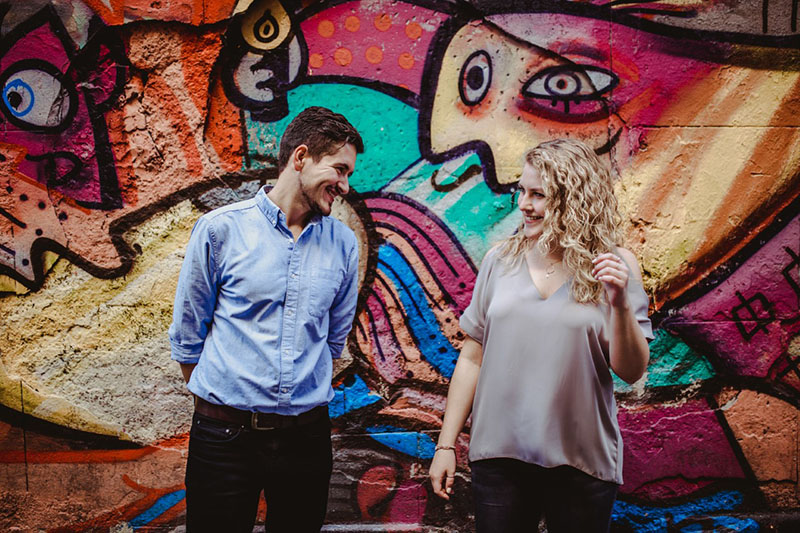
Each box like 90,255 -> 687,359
627,279 -> 654,341
459,248 -> 498,344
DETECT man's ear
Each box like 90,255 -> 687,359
292,144 -> 308,171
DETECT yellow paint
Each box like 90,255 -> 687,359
241,0 -> 292,51
0,201 -> 199,438
429,22 -> 613,185
620,68 -> 800,290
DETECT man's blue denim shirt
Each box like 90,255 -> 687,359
169,187 -> 359,415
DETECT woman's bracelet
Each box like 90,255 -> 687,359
435,444 -> 456,452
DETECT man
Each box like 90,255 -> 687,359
169,106 -> 364,532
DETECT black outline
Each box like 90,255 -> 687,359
457,50 -> 492,106
0,59 -> 78,133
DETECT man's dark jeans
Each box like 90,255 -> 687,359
471,458 -> 618,533
185,411 -> 332,532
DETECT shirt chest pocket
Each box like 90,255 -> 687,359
308,267 -> 343,319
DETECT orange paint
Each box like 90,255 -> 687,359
374,13 -> 392,32
398,52 -> 415,70
334,47 -> 353,66
318,19 -> 335,38
205,69 -> 244,174
0,447 -> 156,464
405,21 -> 423,40
82,0 -> 125,25
309,52 -> 324,68
179,28 -> 225,124
345,15 -> 361,32
365,46 -> 383,64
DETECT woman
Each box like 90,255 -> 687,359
429,139 -> 653,532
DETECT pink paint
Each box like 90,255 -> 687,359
386,480 -> 427,524
301,1 -> 448,94
365,196 -> 477,312
672,215 -> 800,378
365,289 -> 409,384
487,13 -> 723,130
0,9 -> 123,208
619,399 -> 746,499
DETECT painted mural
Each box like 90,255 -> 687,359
0,0 -> 798,530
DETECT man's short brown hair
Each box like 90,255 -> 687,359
277,106 -> 364,173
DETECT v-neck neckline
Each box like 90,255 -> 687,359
523,255 -> 570,300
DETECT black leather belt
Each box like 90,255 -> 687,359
194,396 -> 328,431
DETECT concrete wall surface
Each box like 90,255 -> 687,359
0,0 -> 799,531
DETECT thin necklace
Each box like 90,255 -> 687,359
545,260 -> 561,278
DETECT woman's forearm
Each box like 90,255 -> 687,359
437,336 -> 483,446
609,302 -> 650,384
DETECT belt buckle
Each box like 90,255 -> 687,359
251,412 -> 276,431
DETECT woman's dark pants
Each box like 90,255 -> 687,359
471,458 -> 618,533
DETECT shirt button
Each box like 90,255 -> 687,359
286,310 -> 293,316
291,273 -> 297,278
281,387 -> 289,393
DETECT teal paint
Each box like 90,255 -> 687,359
244,84 -> 420,192
614,329 -> 715,391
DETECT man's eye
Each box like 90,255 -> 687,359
521,65 -> 618,113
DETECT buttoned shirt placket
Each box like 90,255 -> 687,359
276,212 -> 315,410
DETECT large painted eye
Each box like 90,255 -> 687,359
254,10 -> 280,44
0,63 -> 76,131
522,64 -> 618,113
458,51 -> 492,106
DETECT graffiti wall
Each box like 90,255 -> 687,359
0,0 -> 798,530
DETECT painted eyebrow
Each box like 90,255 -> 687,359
549,43 -> 609,62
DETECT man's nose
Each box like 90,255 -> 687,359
336,179 -> 349,196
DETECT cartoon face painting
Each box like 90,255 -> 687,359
424,19 -> 623,188
0,6 -> 125,287
422,12 -> 800,301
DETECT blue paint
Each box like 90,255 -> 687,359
679,516 -> 760,532
129,489 -> 186,529
367,425 -> 437,459
4,79 -> 34,117
378,243 -> 458,378
329,373 -> 382,419
244,84 -> 420,192
612,490 -> 745,532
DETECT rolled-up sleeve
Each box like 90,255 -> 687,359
168,216 -> 220,364
327,240 -> 359,359
628,279 -> 655,342
459,248 -> 497,344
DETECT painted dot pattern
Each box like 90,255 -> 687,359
318,20 -> 334,38
345,15 -> 360,32
309,53 -> 324,68
398,52 -> 414,70
334,47 -> 353,66
374,13 -> 391,31
365,46 -> 383,64
405,22 -> 422,40
301,5 -> 448,94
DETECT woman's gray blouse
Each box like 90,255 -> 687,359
459,248 -> 653,484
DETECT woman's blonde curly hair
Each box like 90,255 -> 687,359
497,138 -> 621,304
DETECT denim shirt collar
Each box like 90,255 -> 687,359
256,187 -> 322,230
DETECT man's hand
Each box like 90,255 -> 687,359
180,363 -> 196,384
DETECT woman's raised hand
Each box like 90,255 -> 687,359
592,252 -> 630,308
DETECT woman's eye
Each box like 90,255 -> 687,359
458,51 -> 492,106
522,65 -> 618,113
1,67 -> 73,129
